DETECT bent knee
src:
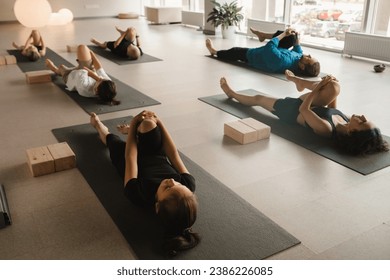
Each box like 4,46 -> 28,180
77,44 -> 88,51
137,119 -> 157,133
327,80 -> 340,97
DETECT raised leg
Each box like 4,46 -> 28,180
90,38 -> 108,49
124,27 -> 137,43
206,38 -> 217,56
249,27 -> 274,42
45,59 -> 60,75
90,112 -> 110,145
285,70 -> 319,92
30,30 -> 41,45
76,44 -> 92,61
285,70 -> 340,108
220,77 -> 277,112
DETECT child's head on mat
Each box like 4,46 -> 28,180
94,79 -> 120,106
25,46 -> 41,61
155,178 -> 199,256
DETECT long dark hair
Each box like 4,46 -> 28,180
96,80 -> 120,105
158,193 -> 200,256
336,127 -> 389,155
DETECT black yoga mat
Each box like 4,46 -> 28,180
199,90 -> 390,175
8,48 -> 161,114
52,117 -> 300,260
88,45 -> 162,65
207,55 -> 327,81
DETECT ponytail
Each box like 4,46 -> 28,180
163,228 -> 201,257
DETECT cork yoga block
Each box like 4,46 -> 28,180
4,55 -> 17,65
224,118 -> 271,144
25,70 -> 52,84
26,146 -> 55,177
0,56 -> 6,66
47,142 -> 76,172
239,118 -> 271,140
224,121 -> 258,144
26,142 -> 76,176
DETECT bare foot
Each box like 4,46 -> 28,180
249,27 -> 265,42
90,112 -> 109,144
45,59 -> 59,74
285,70 -> 305,92
90,112 -> 101,128
206,38 -> 217,56
90,38 -> 98,45
12,42 -> 19,49
117,124 -> 130,135
220,77 -> 235,98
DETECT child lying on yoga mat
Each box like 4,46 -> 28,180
206,27 -> 320,77
12,29 -> 46,61
90,110 -> 200,256
45,44 -> 120,106
90,26 -> 143,60
220,71 -> 389,155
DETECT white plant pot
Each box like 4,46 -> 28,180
222,25 -> 236,39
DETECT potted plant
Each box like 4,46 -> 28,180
206,0 -> 244,39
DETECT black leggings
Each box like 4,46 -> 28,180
106,126 -> 163,179
273,30 -> 297,49
216,47 -> 249,62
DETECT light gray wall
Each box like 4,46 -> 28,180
0,0 -> 142,22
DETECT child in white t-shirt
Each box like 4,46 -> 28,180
46,44 -> 119,105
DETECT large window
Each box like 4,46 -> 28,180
289,0 -> 365,49
236,0 -> 390,50
142,0 -> 390,50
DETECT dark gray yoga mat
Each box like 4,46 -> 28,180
52,116 -> 300,260
207,55 -> 327,81
199,90 -> 390,175
7,48 -> 161,114
88,45 -> 162,65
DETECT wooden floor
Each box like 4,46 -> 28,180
1,17 -> 390,260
